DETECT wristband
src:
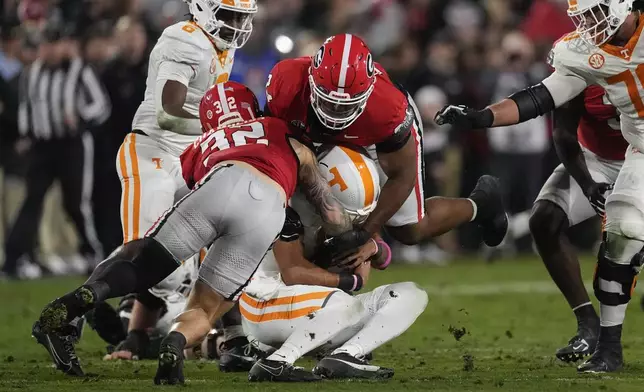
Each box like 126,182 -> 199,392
373,239 -> 392,270
474,108 -> 494,128
338,273 -> 364,292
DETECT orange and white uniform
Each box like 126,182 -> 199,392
240,146 -> 427,358
544,15 -> 644,239
117,20 -> 235,244
116,21 -> 235,300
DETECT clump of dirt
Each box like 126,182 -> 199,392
462,354 -> 475,371
449,325 -> 467,341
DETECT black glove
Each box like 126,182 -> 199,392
584,182 -> 614,216
434,105 -> 494,129
313,228 -> 371,268
113,329 -> 150,359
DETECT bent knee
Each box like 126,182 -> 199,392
324,291 -> 364,324
388,282 -> 428,311
529,201 -> 567,240
605,201 -> 644,241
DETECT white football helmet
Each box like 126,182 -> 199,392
185,0 -> 257,50
318,146 -> 381,223
567,0 -> 633,46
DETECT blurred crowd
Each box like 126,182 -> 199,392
0,0 -> 602,278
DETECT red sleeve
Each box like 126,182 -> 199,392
265,60 -> 294,120
180,144 -> 197,189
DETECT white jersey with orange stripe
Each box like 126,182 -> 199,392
544,20 -> 644,151
131,21 -> 235,156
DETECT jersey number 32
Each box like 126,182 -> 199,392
197,121 -> 268,157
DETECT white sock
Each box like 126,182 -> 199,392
223,325 -> 245,342
267,293 -> 363,365
334,282 -> 428,357
467,198 -> 477,222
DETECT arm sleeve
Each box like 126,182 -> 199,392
541,70 -> 588,108
375,101 -> 414,153
157,61 -> 195,87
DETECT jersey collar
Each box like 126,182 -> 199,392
600,14 -> 644,60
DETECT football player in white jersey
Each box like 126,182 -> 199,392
30,0 -> 258,377
241,146 -> 428,382
112,0 -> 260,373
435,0 -> 644,373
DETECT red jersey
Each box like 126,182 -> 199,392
266,57 -> 414,152
180,117 -> 299,198
578,85 -> 627,161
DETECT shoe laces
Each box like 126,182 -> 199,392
62,334 -> 79,362
243,339 -> 261,358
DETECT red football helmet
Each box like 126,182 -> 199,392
199,81 -> 260,130
309,34 -> 377,132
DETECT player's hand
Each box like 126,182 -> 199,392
319,228 -> 372,266
338,238 -> 378,271
584,182 -> 614,216
434,105 -> 493,129
354,261 -> 371,288
103,330 -> 149,361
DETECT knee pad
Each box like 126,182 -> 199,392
593,242 -> 642,306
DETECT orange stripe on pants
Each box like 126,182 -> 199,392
128,134 -> 141,241
239,304 -> 322,323
118,137 -> 130,243
240,291 -> 331,310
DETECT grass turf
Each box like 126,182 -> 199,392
1,255 -> 644,391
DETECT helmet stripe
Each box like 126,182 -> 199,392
337,34 -> 353,94
217,83 -> 230,114
339,146 -> 375,207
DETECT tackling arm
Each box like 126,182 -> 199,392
290,138 -> 352,235
551,92 -> 596,193
363,133 -> 417,234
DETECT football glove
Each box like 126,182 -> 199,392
584,182 -> 614,217
434,105 -> 494,129
314,228 -> 372,268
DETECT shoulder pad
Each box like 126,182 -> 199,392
157,22 -> 210,66
280,207 -> 304,242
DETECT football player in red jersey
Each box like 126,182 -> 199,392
265,34 -> 509,261
530,85 -> 626,362
33,81 -> 353,384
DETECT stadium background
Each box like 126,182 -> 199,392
0,0 -> 601,278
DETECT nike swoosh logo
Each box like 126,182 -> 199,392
257,362 -> 284,376
572,342 -> 588,351
331,358 -> 380,372
46,335 -> 72,369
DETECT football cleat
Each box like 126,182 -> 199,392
154,344 -> 185,385
38,287 -> 95,334
577,342 -> 624,373
468,175 -> 508,247
556,332 -> 598,363
32,321 -> 84,376
248,359 -> 321,382
218,337 -> 264,372
312,352 -> 394,380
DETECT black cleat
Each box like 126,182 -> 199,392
556,332 -> 598,363
154,345 -> 185,385
218,337 -> 264,372
248,359 -> 321,382
468,175 -> 508,247
38,287 -> 95,334
313,353 -> 394,380
577,342 -> 624,373
32,321 -> 84,376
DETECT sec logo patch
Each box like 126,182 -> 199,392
589,53 -> 605,69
